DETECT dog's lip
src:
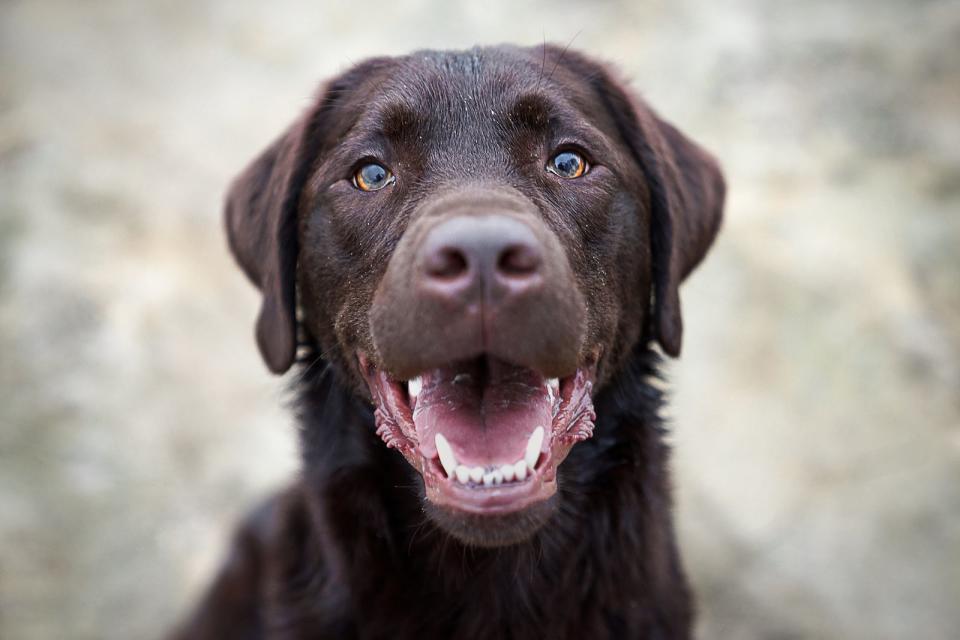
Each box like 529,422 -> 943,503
358,351 -> 598,515
422,459 -> 557,514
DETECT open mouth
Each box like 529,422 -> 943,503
359,352 -> 597,515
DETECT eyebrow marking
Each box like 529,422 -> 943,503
510,93 -> 552,130
379,103 -> 424,142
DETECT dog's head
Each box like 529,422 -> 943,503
226,46 -> 724,546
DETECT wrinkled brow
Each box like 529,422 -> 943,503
376,103 -> 425,143
510,93 -> 553,131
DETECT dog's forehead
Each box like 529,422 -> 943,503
390,47 -> 538,106
346,47 -> 595,146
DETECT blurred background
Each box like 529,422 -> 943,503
1,0 -> 958,638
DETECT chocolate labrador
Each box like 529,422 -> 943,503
171,44 -> 724,639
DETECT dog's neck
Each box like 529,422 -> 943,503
290,344 -> 692,636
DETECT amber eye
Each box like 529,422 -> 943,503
547,150 -> 588,179
353,162 -> 395,191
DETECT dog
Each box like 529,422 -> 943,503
171,44 -> 724,639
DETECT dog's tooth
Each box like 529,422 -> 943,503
483,472 -> 495,487
454,465 -> 470,484
469,466 -> 484,483
407,376 -> 422,399
501,464 -> 515,482
435,433 -> 457,478
513,459 -> 527,481
492,469 -> 503,485
525,426 -> 544,471
548,378 -> 561,414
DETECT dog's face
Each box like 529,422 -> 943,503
226,46 -> 723,546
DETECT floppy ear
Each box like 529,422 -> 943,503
225,112 -> 316,374
553,50 -> 725,357
226,59 -> 390,374
625,102 -> 725,357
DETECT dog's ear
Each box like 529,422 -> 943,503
603,79 -> 725,357
225,60 -> 388,373
225,117 -> 308,374
627,103 -> 725,358
549,49 -> 725,357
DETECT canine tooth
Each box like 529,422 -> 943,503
469,466 -> 484,483
483,472 -> 495,486
501,464 -> 515,482
492,469 -> 503,484
525,426 -> 544,470
513,459 -> 527,481
435,433 -> 457,478
454,465 -> 470,484
407,376 -> 422,398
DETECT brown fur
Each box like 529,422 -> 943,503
173,45 -> 724,639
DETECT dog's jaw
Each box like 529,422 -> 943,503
359,352 -> 598,521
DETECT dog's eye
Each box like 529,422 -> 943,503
353,163 -> 395,192
547,151 -> 588,179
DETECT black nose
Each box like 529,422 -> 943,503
418,215 -> 544,303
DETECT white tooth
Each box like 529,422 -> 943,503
513,459 -> 527,481
492,469 -> 503,484
455,465 -> 470,484
435,433 -> 457,478
407,376 -> 422,398
547,378 -> 561,414
501,464 -> 515,482
483,472 -> 495,487
469,466 -> 484,483
525,426 -> 544,471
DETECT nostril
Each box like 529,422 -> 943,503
425,247 -> 469,280
497,244 -> 541,277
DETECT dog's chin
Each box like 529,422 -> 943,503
360,351 -> 599,547
424,495 -> 558,548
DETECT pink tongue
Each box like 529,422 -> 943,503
413,358 -> 552,466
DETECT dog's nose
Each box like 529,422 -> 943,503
418,215 -> 543,302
